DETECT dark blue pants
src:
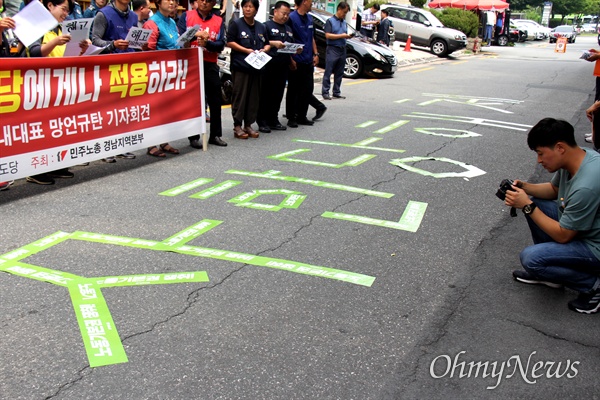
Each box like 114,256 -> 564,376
322,46 -> 346,97
520,198 -> 600,293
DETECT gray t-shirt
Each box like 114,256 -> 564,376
551,148 -> 600,259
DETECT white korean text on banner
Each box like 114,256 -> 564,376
0,48 -> 205,180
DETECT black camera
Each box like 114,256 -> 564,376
496,179 -> 517,217
495,179 -> 515,201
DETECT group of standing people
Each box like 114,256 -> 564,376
0,0 -> 361,190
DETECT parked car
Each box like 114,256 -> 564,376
581,23 -> 598,33
494,23 -> 527,46
381,4 -> 467,57
513,19 -> 551,38
511,20 -> 543,40
549,25 -> 578,43
310,8 -> 397,79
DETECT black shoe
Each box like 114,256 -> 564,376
259,126 -> 272,133
116,152 -> 136,159
47,168 -> 74,179
333,94 -> 346,99
102,156 -> 117,163
190,139 -> 202,149
288,120 -> 298,128
269,122 -> 287,131
26,174 -> 55,185
323,94 -> 332,100
297,118 -> 314,126
313,107 -> 327,121
568,289 -> 600,314
209,137 -> 228,147
512,270 -> 563,289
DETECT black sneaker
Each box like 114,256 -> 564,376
259,126 -> 272,133
26,174 -> 55,185
288,120 -> 298,128
568,289 -> 600,314
512,270 -> 563,289
47,168 -> 74,179
102,156 -> 117,163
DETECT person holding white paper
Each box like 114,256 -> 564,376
92,0 -> 137,54
25,0 -> 90,186
143,0 -> 190,157
27,0 -> 90,57
226,0 -> 269,140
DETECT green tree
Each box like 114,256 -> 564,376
582,0 -> 600,15
550,0 -> 586,18
410,0 -> 427,7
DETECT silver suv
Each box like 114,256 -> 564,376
381,5 -> 467,57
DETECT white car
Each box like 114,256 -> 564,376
581,23 -> 599,33
513,19 -> 551,39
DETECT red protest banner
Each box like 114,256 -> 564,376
0,48 -> 205,180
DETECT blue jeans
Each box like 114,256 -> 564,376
322,46 -> 346,97
520,198 -> 600,293
484,24 -> 493,41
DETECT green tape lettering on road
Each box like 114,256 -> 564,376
70,232 -> 172,251
235,202 -> 282,211
92,271 -> 209,287
0,261 -> 81,286
373,120 -> 410,134
414,128 -> 481,138
267,149 -> 376,168
188,180 -> 242,199
356,120 -> 378,128
226,169 -> 394,198
394,99 -> 411,104
0,231 -> 71,262
229,190 -> 306,212
389,157 -> 486,179
68,223 -> 373,285
293,138 -> 406,153
175,245 -> 375,287
322,201 -> 428,232
68,280 -> 128,367
161,220 -> 223,247
158,178 -> 214,197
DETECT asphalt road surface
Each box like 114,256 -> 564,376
1,36 -> 599,399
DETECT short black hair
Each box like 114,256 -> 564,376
527,118 -> 577,150
371,3 -> 380,10
241,0 -> 259,10
132,0 -> 147,11
273,0 -> 290,9
381,9 -> 388,16
44,0 -> 74,13
337,1 -> 349,10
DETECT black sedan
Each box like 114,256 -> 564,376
310,9 -> 397,79
494,24 -> 527,46
549,25 -> 578,43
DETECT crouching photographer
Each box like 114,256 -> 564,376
504,118 -> 600,314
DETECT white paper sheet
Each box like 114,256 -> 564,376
12,0 -> 58,47
61,18 -> 93,56
125,27 -> 152,50
244,50 -> 272,69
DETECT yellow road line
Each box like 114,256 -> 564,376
410,67 -> 435,73
346,79 -> 377,86
452,60 -> 467,65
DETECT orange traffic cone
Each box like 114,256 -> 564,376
404,35 -> 412,52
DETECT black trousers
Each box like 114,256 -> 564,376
258,61 -> 288,125
286,62 -> 313,121
189,62 -> 222,141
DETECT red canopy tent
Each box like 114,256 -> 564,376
428,0 -> 509,10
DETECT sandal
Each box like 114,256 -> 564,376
160,143 -> 180,154
147,147 -> 166,157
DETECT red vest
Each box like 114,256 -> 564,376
186,11 -> 222,63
